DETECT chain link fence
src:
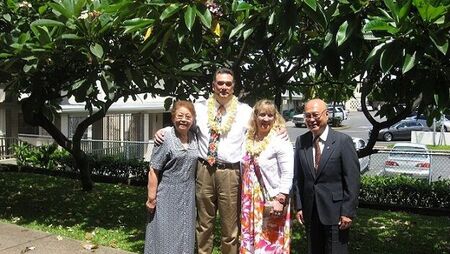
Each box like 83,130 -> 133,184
361,148 -> 450,183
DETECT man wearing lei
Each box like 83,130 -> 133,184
194,68 -> 253,254
154,67 -> 253,254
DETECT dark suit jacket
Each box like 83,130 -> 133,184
293,128 -> 360,225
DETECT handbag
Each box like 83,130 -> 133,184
253,160 -> 288,218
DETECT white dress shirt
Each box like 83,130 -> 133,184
194,98 -> 253,164
313,125 -> 329,166
244,135 -> 294,197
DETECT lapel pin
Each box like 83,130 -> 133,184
327,146 -> 330,150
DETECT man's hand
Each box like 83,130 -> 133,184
153,129 -> 166,145
276,127 -> 289,141
339,216 -> 352,230
296,210 -> 304,225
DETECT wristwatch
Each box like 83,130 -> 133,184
275,193 -> 287,205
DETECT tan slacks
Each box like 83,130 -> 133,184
196,161 -> 240,254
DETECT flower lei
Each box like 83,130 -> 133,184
207,95 -> 238,134
245,129 -> 275,157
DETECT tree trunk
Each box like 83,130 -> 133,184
73,150 -> 93,191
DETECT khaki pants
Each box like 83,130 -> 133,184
196,161 -> 240,254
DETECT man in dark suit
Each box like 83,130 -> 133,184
293,99 -> 360,254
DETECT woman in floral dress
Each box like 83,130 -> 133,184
240,99 -> 294,254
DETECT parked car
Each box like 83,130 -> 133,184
327,107 -> 345,121
436,116 -> 450,132
293,107 -> 346,128
282,108 -> 298,121
357,105 -> 374,111
352,137 -> 370,173
292,113 -> 305,127
384,143 -> 431,182
376,119 -> 430,141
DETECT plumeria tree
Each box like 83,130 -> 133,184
0,0 -> 221,190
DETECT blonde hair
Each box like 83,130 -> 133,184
247,99 -> 285,138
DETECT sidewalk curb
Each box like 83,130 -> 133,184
0,222 -> 136,254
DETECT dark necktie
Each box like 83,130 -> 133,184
314,136 -> 321,170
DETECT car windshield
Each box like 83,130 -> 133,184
390,146 -> 429,159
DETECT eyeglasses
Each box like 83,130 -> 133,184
215,81 -> 233,86
304,109 -> 327,120
174,114 -> 193,121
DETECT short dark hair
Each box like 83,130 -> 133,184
213,67 -> 234,83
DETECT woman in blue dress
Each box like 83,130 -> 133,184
144,100 -> 198,254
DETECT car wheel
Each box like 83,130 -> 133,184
383,132 -> 393,141
445,126 -> 448,132
295,123 -> 302,128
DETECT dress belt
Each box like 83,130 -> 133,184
198,158 -> 240,170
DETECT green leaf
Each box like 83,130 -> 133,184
243,28 -> 254,40
74,0 -> 86,17
196,9 -> 212,28
366,43 -> 385,65
72,79 -> 86,90
229,23 -> 245,39
160,3 -> 182,21
383,0 -> 399,23
123,19 -> 155,34
23,64 -> 34,73
380,43 -> 398,73
181,63 -> 202,71
336,21 -> 349,46
0,53 -> 13,58
236,2 -> 253,11
123,18 -> 155,26
304,0 -> 317,11
90,43 -> 104,59
60,33 -> 82,40
429,33 -> 449,55
232,0 -> 238,11
398,0 -> 412,21
268,11 -> 275,25
402,51 -> 416,74
48,3 -> 73,19
38,5 -> 47,15
413,0 -> 447,22
31,19 -> 65,27
164,98 -> 173,110
363,19 -> 398,34
184,5 -> 196,31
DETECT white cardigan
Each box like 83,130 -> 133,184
243,135 -> 294,198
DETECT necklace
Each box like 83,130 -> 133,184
207,95 -> 238,134
245,129 -> 275,157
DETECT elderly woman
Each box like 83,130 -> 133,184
144,100 -> 198,254
240,99 -> 294,253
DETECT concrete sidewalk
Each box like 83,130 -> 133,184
0,222 -> 136,254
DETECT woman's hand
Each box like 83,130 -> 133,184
272,200 -> 284,216
146,198 -> 156,213
272,193 -> 287,216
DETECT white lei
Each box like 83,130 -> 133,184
207,95 -> 238,134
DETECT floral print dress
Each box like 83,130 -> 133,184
240,154 -> 291,254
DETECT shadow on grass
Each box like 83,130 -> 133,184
1,172 -> 449,254
0,172 -> 146,253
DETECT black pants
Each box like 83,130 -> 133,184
306,204 -> 349,254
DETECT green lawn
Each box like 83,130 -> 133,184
0,172 -> 449,254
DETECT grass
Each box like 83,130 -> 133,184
1,172 -> 449,254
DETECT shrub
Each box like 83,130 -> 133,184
359,175 -> 450,209
59,154 -> 147,181
13,142 -> 69,170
